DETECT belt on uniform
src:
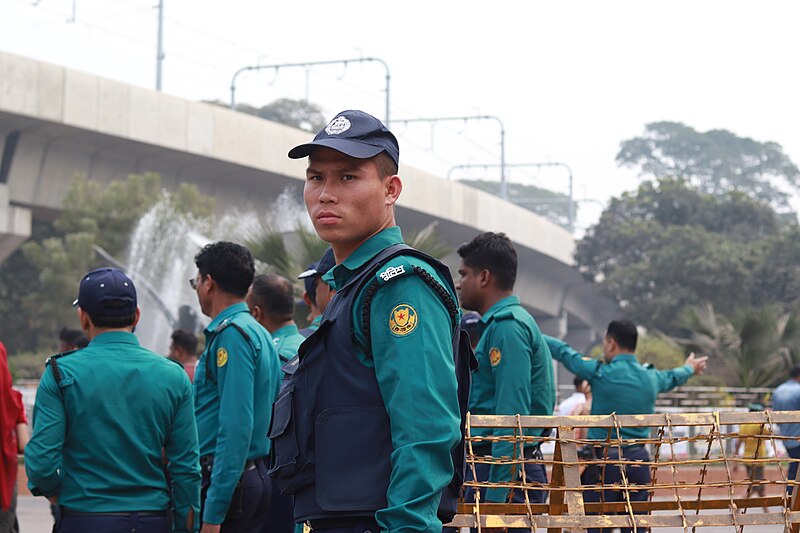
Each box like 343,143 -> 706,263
200,455 -> 260,473
61,508 -> 166,517
308,517 -> 373,529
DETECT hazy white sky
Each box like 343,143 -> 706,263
3,0 -> 799,232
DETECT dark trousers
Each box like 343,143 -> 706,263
55,512 -> 167,533
582,445 -> 651,533
787,445 -> 800,494
446,447 -> 547,533
201,458 -> 272,533
259,478 -> 294,533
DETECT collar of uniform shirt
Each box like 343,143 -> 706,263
321,226 -> 404,291
479,294 -> 520,324
204,301 -> 250,334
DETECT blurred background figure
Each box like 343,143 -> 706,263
58,328 -> 88,352
771,366 -> 800,494
734,402 -> 769,505
0,341 -> 29,533
557,376 -> 589,416
168,329 -> 199,382
297,247 -> 336,338
459,312 -> 482,351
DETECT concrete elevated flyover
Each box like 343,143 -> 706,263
0,51 -> 617,349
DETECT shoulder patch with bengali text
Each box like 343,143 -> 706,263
216,347 -> 228,367
489,347 -> 502,366
389,304 -> 418,336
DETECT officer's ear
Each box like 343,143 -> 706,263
384,175 -> 402,207
477,268 -> 491,288
131,307 -> 141,329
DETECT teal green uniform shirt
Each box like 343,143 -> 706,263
467,296 -> 555,502
194,302 -> 281,524
271,324 -> 305,363
322,226 -> 461,533
25,331 -> 200,532
544,335 -> 694,441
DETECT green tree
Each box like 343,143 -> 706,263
675,303 -> 800,388
1,173 -> 214,353
575,179 -> 786,332
617,122 -> 800,210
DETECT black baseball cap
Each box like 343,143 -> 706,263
73,267 -> 137,317
288,110 -> 399,166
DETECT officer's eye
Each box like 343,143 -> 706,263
307,174 -> 323,182
341,174 -> 356,181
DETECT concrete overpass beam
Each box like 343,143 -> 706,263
0,184 -> 32,262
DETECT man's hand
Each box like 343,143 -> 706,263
47,495 -> 58,506
200,523 -> 221,533
686,352 -> 708,375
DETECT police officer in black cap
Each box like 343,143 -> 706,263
269,110 -> 474,532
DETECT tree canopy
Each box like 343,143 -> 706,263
617,122 -> 800,209
576,178 -> 798,333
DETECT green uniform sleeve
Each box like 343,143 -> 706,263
485,322 -> 553,502
544,335 -> 601,381
24,365 -> 65,498
367,274 -> 460,533
166,373 -> 201,532
655,365 -> 694,393
203,329 -> 256,524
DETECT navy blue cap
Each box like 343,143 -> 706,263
288,110 -> 399,166
73,267 -> 137,317
460,311 -> 481,332
298,247 -> 336,296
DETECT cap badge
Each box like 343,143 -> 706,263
325,116 -> 352,135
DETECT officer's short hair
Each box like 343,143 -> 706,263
171,329 -> 198,355
251,274 -> 295,322
87,301 -> 137,329
457,232 -> 517,291
195,241 -> 254,298
373,152 -> 398,179
606,320 -> 638,352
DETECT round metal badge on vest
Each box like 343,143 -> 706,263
216,347 -> 228,367
489,347 -> 502,366
389,304 -> 418,336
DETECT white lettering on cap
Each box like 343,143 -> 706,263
325,116 -> 351,135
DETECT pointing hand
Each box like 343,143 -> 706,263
686,352 -> 708,375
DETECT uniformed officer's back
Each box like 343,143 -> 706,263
25,267 -> 200,533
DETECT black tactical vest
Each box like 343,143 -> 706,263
268,244 -> 475,524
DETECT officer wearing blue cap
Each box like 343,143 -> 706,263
297,247 -> 336,337
25,267 -> 201,533
270,110 -> 475,532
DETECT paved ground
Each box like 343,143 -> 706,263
17,496 -> 53,533
16,496 -> 785,532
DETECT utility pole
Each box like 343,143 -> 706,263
155,0 -> 164,91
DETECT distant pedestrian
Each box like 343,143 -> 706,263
557,376 -> 589,416
772,365 -> 800,493
734,403 -> 769,501
0,341 -> 28,533
168,329 -> 199,382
